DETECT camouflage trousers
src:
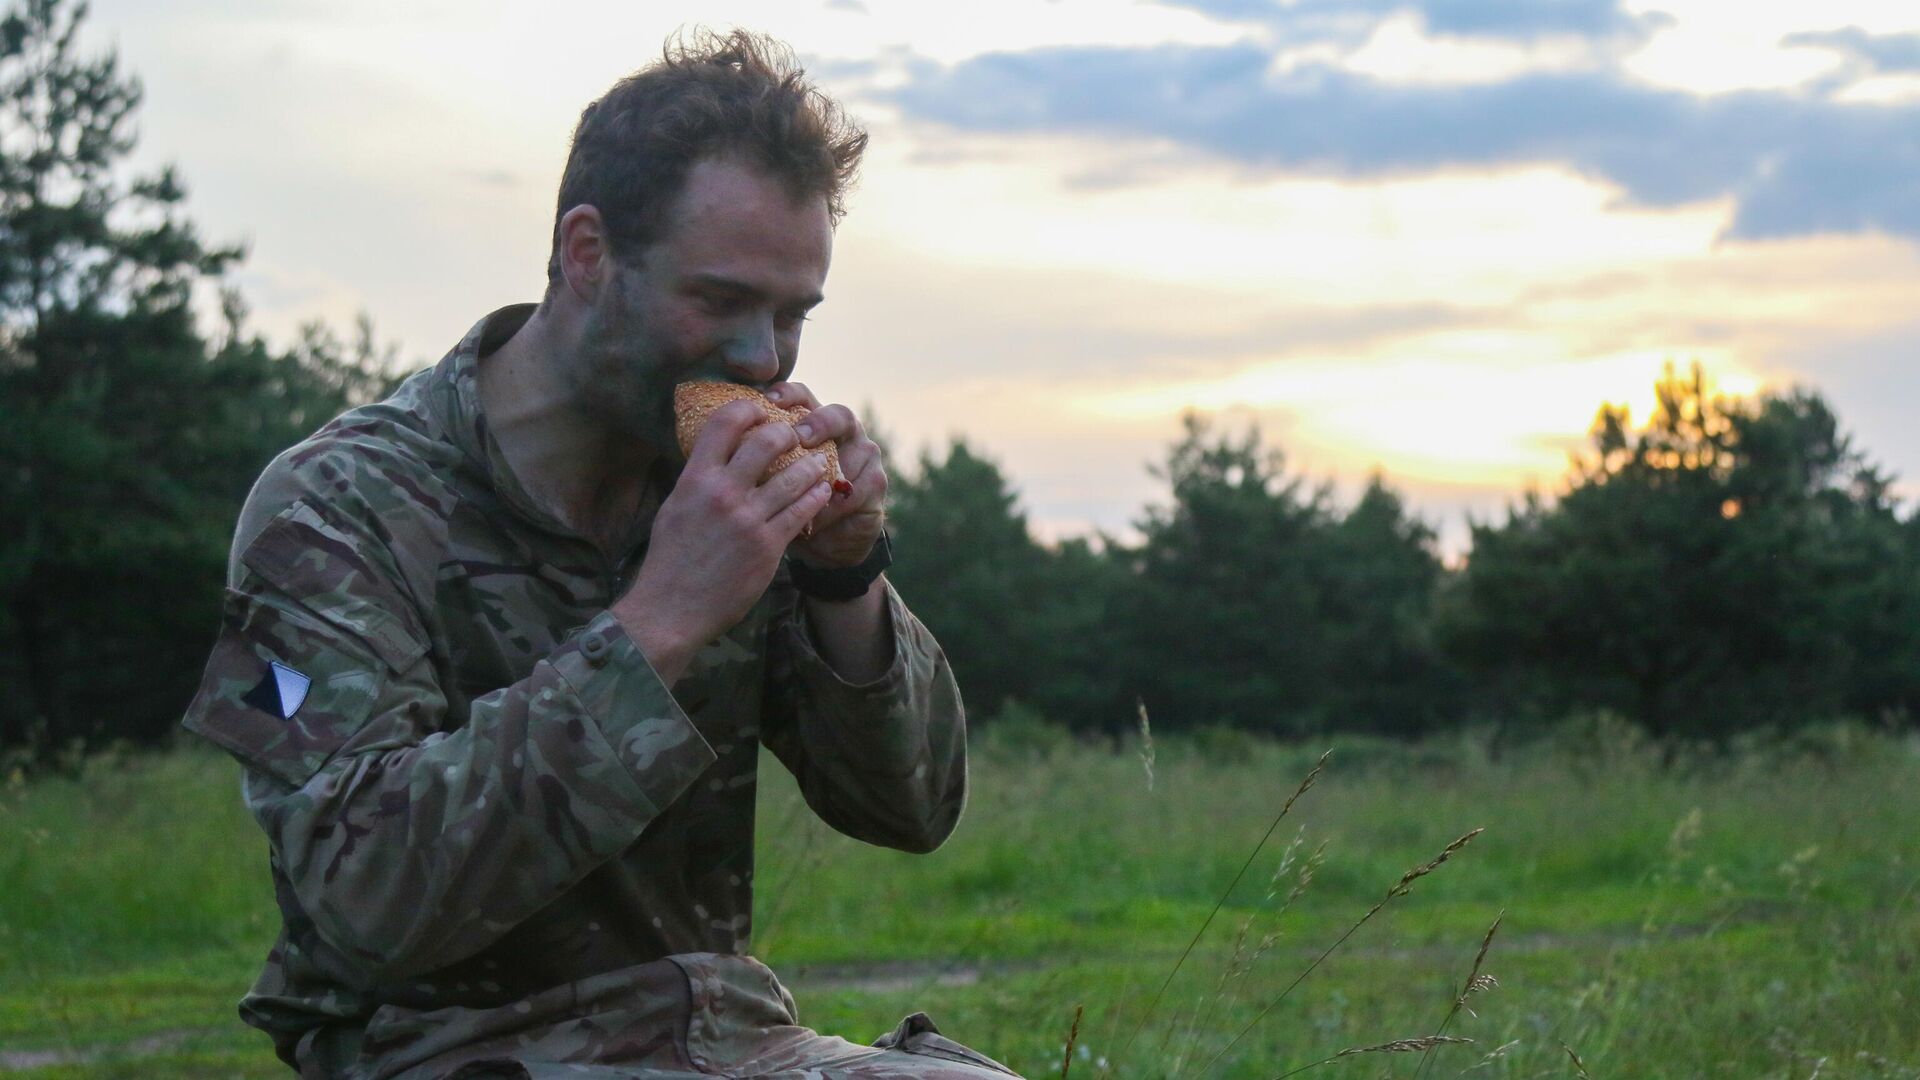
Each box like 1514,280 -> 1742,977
303,953 -> 1022,1079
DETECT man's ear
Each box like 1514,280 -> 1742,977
557,204 -> 609,301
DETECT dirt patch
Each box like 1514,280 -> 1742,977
0,1029 -> 209,1071
784,958 -> 997,994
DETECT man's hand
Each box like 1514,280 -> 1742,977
765,381 -> 887,569
615,398 -> 834,686
765,381 -> 894,683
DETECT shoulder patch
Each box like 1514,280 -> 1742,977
243,660 -> 313,720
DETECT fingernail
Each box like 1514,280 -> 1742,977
795,421 -> 814,441
765,387 -> 783,402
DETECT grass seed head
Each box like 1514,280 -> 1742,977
1388,828 -> 1484,899
1335,1035 -> 1474,1058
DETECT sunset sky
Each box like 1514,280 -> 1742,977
82,0 -> 1920,552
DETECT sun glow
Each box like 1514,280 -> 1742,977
1078,345 -> 1768,485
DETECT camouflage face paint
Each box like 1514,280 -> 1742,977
717,323 -> 776,381
570,261 -> 686,456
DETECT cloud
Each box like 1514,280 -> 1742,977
457,168 -> 519,188
1770,316 -> 1920,492
1153,0 -> 1666,45
810,244 -> 1484,388
1783,26 -> 1920,75
888,44 -> 1920,241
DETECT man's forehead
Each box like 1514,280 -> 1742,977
652,158 -> 834,290
678,157 -> 821,211
668,160 -> 830,239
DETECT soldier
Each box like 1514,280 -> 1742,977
182,29 -> 1017,1080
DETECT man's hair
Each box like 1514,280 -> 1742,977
545,29 -> 868,290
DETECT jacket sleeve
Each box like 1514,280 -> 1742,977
758,572 -> 969,854
181,497 -> 716,982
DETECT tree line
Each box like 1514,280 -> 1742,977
886,370 -> 1920,742
4,0 -> 1916,762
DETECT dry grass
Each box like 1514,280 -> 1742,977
1274,1035 -> 1477,1078
1562,1041 -> 1596,1079
1414,911 -> 1505,1079
1060,1004 -> 1085,1080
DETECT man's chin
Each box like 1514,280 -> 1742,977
584,392 -> 674,454
624,425 -> 677,463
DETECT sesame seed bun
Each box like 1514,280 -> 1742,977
673,381 -> 846,491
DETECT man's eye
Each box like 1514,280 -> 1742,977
776,311 -> 812,330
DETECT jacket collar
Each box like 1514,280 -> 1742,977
427,303 -> 577,536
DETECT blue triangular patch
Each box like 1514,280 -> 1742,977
243,660 -> 312,720
272,662 -> 311,718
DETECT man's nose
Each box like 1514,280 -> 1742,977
721,318 -> 780,384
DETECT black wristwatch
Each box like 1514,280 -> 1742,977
791,531 -> 893,602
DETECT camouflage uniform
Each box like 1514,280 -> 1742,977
183,304 -> 1017,1079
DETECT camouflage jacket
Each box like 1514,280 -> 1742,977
181,304 -> 969,1073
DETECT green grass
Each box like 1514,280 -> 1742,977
3,724 -> 1917,1078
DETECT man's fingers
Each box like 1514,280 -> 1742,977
796,403 -> 858,448
727,415 -> 801,481
836,438 -> 882,486
807,449 -> 884,526
756,450 -> 832,521
771,477 -> 835,538
763,381 -> 817,410
812,477 -> 885,535
688,399 -> 768,469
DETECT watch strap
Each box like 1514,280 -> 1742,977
791,531 -> 894,602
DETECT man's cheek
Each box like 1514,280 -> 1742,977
606,362 -> 679,452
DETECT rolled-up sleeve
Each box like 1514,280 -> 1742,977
760,576 -> 969,854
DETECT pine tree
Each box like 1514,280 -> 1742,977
887,439 -> 1055,719
887,438 -> 1131,730
1119,416 -> 1459,734
0,0 -> 398,757
1442,363 -> 1912,739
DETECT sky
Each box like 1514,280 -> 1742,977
80,0 -> 1920,553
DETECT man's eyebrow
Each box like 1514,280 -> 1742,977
687,273 -> 823,308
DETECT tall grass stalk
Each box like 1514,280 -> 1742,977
1271,1035 -> 1474,1079
1562,1042 -> 1596,1079
1411,910 -> 1503,1080
1201,827 -> 1485,1075
1114,750 -> 1331,1068
1136,700 -> 1156,794
1060,1003 -> 1085,1080
1170,833 -> 1324,1078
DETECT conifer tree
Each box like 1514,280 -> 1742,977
0,0 -> 397,757
1443,364 -> 1917,739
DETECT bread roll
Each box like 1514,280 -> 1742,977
674,381 -> 850,493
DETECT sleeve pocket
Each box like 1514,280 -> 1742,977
182,587 -> 394,788
236,499 -> 428,675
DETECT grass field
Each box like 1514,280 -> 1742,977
3,721 -> 1917,1079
